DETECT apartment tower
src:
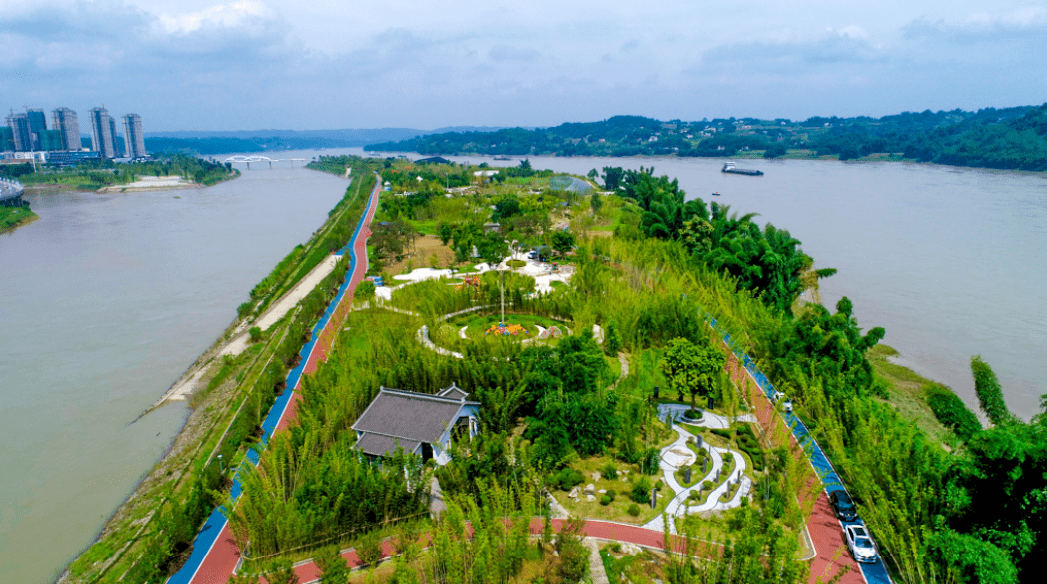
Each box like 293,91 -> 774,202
6,112 -> 32,152
122,114 -> 146,158
88,106 -> 117,158
52,108 -> 81,151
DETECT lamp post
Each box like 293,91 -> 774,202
217,454 -> 224,473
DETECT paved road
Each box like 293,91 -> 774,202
167,174 -> 382,584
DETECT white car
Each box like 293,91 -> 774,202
845,524 -> 878,563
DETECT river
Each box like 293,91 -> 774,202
0,157 -> 349,583
364,148 -> 1047,421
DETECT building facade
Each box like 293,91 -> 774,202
6,112 -> 32,152
88,107 -> 117,159
52,108 -> 81,151
26,109 -> 47,150
121,114 -> 146,158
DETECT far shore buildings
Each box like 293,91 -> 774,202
3,105 -> 146,164
122,114 -> 145,158
352,383 -> 480,466
88,107 -> 118,159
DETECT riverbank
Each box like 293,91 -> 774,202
58,162 -> 377,584
0,205 -> 39,233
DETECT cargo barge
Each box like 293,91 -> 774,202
721,161 -> 763,176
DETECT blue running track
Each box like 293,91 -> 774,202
167,175 -> 379,584
713,319 -> 893,584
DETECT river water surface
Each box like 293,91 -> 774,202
0,160 -> 348,583
372,148 -> 1047,420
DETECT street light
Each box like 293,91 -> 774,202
217,454 -> 224,473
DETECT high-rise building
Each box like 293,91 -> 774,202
0,127 -> 14,152
52,108 -> 81,151
88,107 -> 117,159
39,130 -> 65,151
6,112 -> 32,152
122,114 -> 146,158
26,108 -> 47,150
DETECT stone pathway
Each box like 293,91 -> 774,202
587,540 -> 611,584
656,403 -> 757,430
643,424 -> 752,534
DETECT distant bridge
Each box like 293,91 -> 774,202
223,155 -> 307,169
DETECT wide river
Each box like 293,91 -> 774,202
364,148 -> 1046,421
0,157 -> 349,583
2,148 -> 1044,582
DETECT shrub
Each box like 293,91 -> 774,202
627,504 -> 641,517
683,408 -> 701,420
610,542 -> 621,554
600,495 -> 611,506
631,476 -> 652,504
606,489 -> 617,501
248,326 -> 262,343
601,462 -> 618,480
355,280 -> 376,300
553,468 -> 585,491
356,531 -> 384,567
654,480 -> 664,491
925,384 -> 982,441
701,481 -> 712,492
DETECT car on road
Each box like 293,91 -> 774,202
845,524 -> 878,563
829,489 -> 858,522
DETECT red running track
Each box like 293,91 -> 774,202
186,176 -> 382,584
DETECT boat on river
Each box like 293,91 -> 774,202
722,161 -> 764,176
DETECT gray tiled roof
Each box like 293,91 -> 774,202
355,433 -> 420,458
352,386 -> 477,446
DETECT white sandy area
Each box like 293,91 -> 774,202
154,253 -> 343,406
127,175 -> 189,188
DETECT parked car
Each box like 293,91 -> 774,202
829,490 -> 858,522
845,524 -> 878,563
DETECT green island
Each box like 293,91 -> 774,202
63,156 -> 1044,584
367,103 -> 1047,172
0,204 -> 39,233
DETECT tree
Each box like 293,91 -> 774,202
972,356 -> 1012,426
551,230 -> 575,256
602,166 -> 625,191
314,545 -> 350,583
356,531 -> 384,568
590,191 -> 603,216
587,168 -> 598,180
554,517 -> 589,582
265,559 -> 299,584
661,337 -> 726,414
605,319 -> 622,356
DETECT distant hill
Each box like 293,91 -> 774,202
363,106 -> 1047,172
144,127 -> 511,155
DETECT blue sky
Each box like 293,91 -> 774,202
3,1 -> 1045,131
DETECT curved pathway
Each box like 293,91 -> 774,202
167,174 -> 382,584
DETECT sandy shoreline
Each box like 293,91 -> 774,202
150,251 -> 344,408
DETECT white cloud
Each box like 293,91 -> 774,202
155,1 -> 272,35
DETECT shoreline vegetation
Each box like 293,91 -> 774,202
365,103 -> 1047,173
61,155 -> 1043,584
0,205 -> 39,234
0,153 -> 240,194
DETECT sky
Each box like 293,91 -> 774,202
2,0 -> 1046,131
